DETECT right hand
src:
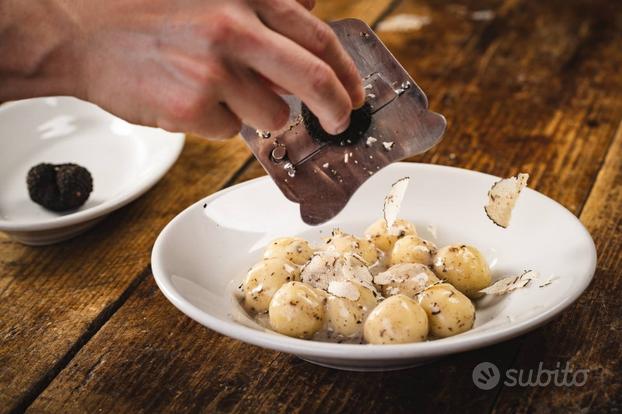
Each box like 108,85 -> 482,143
70,0 -> 365,138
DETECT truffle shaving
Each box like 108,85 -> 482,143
479,270 -> 539,295
484,173 -> 529,228
374,263 -> 430,286
328,281 -> 360,301
301,250 -> 378,296
383,177 -> 410,233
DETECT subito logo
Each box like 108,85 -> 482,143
472,362 -> 501,390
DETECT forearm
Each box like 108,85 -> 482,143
0,0 -> 83,101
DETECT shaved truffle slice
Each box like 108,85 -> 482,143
484,173 -> 529,228
327,280 -> 361,301
374,263 -> 430,285
383,177 -> 410,233
300,250 -> 379,297
478,270 -> 539,295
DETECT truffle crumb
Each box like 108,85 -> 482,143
256,129 -> 271,139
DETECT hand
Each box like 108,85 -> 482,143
60,0 -> 365,138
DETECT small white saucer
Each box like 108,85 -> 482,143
0,97 -> 184,245
152,163 -> 596,371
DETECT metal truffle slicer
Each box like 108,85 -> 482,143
240,19 -> 447,225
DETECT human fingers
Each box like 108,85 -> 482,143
240,25 -> 353,134
252,0 -> 364,108
222,66 -> 291,131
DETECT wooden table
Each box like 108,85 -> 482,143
1,0 -> 621,412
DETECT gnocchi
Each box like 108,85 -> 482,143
325,283 -> 378,338
264,237 -> 314,265
325,231 -> 379,266
242,257 -> 299,313
236,180 -> 499,345
390,235 -> 437,266
365,218 -> 417,253
268,281 -> 326,339
363,295 -> 428,344
418,283 -> 475,338
432,245 -> 491,297
374,263 -> 440,299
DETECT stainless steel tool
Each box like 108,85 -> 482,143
241,18 -> 446,225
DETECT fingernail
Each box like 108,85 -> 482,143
352,91 -> 366,110
332,115 -> 351,135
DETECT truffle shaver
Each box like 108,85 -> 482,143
240,18 -> 446,225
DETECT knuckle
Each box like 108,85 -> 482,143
237,29 -> 263,53
200,62 -> 228,86
205,9 -> 241,45
262,0 -> 289,14
310,22 -> 336,55
308,62 -> 334,91
214,119 -> 242,139
276,1 -> 298,20
268,103 -> 290,130
166,95 -> 205,124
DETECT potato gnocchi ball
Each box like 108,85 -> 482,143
418,283 -> 475,338
269,282 -> 326,339
242,258 -> 298,313
264,237 -> 314,265
374,263 -> 440,299
325,283 -> 378,338
363,294 -> 428,344
326,231 -> 379,265
364,218 -> 417,253
390,235 -> 437,266
432,245 -> 491,297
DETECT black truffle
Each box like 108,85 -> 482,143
301,101 -> 372,145
27,163 -> 93,211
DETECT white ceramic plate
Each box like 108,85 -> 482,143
0,97 -> 184,245
152,163 -> 596,371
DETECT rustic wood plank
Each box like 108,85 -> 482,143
490,122 -> 622,413
19,0 -> 622,412
27,274 -> 520,413
379,0 -> 622,213
313,0 -> 400,26
0,136 -> 251,412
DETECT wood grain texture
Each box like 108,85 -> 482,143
313,0 -> 400,25
0,136 -> 250,412
379,0 -> 622,214
27,273 -> 522,414
491,122 -> 622,413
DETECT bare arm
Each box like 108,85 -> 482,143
0,0 -> 365,137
